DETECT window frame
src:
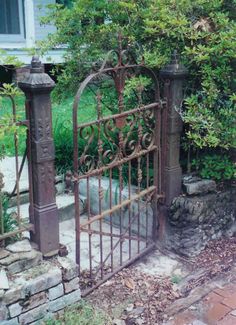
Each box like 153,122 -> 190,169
0,0 -> 25,42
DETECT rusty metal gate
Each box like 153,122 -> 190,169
72,42 -> 165,296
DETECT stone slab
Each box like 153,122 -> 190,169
0,269 -> 9,290
21,291 -> 47,313
0,157 -> 29,194
0,305 -> 7,321
0,318 -> 19,325
24,266 -> 62,296
6,240 -> 32,253
19,303 -> 47,324
0,250 -> 42,274
48,283 -> 64,301
8,194 -> 87,222
57,257 -> 79,281
8,302 -> 22,318
3,263 -> 61,305
0,250 -> 10,260
183,179 -> 216,195
79,177 -> 154,238
64,277 -> 80,294
48,289 -> 81,313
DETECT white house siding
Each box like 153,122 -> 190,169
34,0 -> 57,41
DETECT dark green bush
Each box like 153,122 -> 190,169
39,0 -> 236,180
192,154 -> 236,182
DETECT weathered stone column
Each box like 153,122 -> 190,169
160,52 -> 188,205
19,56 -> 59,255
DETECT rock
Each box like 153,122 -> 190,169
24,266 -> 62,295
132,307 -> 145,316
0,250 -> 43,274
231,309 -> 236,316
166,188 -> 236,257
0,269 -> 9,289
0,250 -> 10,260
3,285 -> 26,305
8,302 -> 22,318
6,239 -> 32,253
0,157 -> 29,194
19,303 -> 47,324
79,177 -> 154,238
48,289 -> 81,312
113,320 -> 126,325
21,292 -> 47,313
57,256 -> 79,281
63,277 -> 80,294
0,304 -> 7,321
48,283 -> 64,300
0,318 -> 19,325
126,303 -> 134,312
183,179 -> 216,195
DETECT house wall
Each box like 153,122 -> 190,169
34,0 -> 57,41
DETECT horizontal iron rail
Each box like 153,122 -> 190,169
80,227 -> 147,242
79,186 -> 162,228
0,223 -> 34,241
77,102 -> 161,129
81,243 -> 156,297
76,146 -> 158,180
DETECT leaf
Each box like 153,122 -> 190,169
124,278 -> 135,290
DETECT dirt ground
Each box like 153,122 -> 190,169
86,237 -> 236,325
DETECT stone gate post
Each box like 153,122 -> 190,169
19,56 -> 59,256
160,51 -> 188,205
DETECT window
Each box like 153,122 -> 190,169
0,0 -> 24,41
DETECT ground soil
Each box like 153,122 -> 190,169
86,237 -> 236,325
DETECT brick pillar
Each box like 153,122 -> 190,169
19,56 -> 59,256
160,51 -> 188,205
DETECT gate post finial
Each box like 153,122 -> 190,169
160,51 -> 188,205
18,56 -> 59,256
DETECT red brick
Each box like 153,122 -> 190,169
214,283 -> 236,298
204,302 -> 231,324
204,291 -> 223,304
217,314 -> 236,325
170,311 -> 196,325
222,293 -> 236,309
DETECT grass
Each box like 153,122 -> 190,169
0,88 -> 101,164
44,302 -> 112,325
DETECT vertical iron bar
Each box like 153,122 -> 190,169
98,174 -> 103,279
137,157 -> 141,254
0,173 -> 4,238
119,164 -> 123,266
128,161 -> 131,259
109,168 -> 114,272
73,94 -> 80,271
11,96 -> 21,236
87,176 -> 92,277
146,153 -> 149,247
97,92 -> 103,279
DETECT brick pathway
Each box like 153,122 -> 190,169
164,282 -> 236,325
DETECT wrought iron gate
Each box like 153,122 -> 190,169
73,43 -> 164,295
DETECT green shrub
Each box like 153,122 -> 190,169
192,154 -> 236,182
39,0 -> 236,180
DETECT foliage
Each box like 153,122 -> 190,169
45,302 -> 111,325
0,84 -> 26,159
39,0 -> 236,160
0,193 -> 17,237
192,154 -> 236,181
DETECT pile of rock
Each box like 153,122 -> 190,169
0,240 -> 81,324
166,178 -> 236,257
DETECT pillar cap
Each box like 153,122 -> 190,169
160,51 -> 188,79
18,56 -> 55,91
